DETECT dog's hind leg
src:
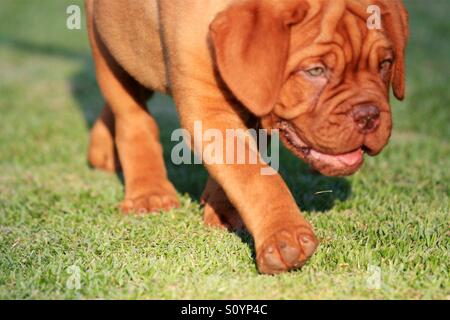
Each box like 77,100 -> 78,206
201,177 -> 244,231
88,103 -> 121,172
86,3 -> 179,214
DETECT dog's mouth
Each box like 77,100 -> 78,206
277,120 -> 364,176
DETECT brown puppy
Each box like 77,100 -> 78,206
85,0 -> 408,274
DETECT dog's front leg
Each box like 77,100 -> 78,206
177,95 -> 318,274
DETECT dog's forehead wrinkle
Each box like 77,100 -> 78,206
289,1 -> 383,76
342,13 -> 362,66
357,30 -> 383,72
316,0 -> 346,43
345,0 -> 377,20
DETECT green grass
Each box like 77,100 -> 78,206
0,0 -> 448,299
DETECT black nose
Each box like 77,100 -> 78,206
351,105 -> 380,133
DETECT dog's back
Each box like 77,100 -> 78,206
86,0 -> 168,93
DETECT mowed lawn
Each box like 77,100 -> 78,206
0,0 -> 448,300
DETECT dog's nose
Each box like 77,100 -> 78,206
351,105 -> 380,133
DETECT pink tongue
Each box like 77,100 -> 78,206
310,148 -> 363,166
336,149 -> 363,166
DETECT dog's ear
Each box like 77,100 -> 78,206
383,2 -> 409,100
210,1 -> 308,116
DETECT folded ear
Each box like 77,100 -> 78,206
383,1 -> 409,100
210,0 -> 308,116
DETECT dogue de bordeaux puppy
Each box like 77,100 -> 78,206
85,0 -> 408,274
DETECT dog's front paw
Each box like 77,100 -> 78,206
120,191 -> 180,214
256,225 -> 318,274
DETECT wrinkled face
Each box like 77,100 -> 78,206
270,6 -> 402,176
211,0 -> 408,176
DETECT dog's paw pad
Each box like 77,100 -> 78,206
256,227 -> 318,274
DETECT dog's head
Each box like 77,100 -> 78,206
210,0 -> 408,176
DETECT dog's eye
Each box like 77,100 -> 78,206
379,59 -> 393,70
306,66 -> 326,77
